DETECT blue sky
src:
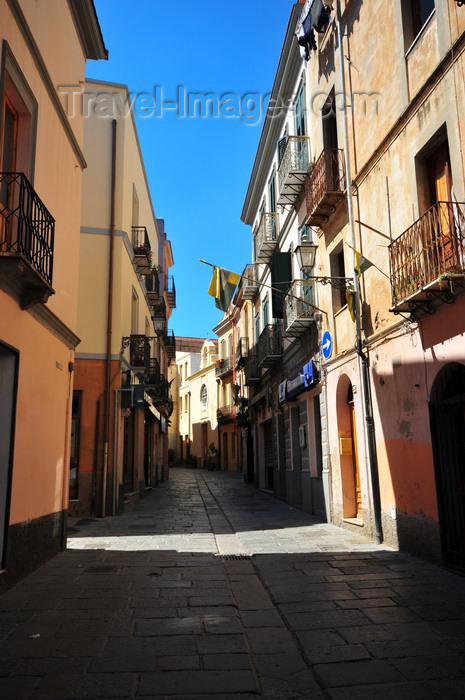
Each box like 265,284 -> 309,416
87,0 -> 293,339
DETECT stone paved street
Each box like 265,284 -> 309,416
2,468 -> 465,699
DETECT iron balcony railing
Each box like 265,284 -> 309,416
257,323 -> 282,368
128,334 -> 151,371
164,274 -> 176,308
145,272 -> 160,298
236,337 -> 249,366
147,372 -> 170,404
390,200 -> 465,307
132,225 -> 150,252
277,136 -> 310,205
255,212 -> 279,263
244,348 -> 260,385
165,330 -> 176,358
283,280 -> 316,336
0,172 -> 54,284
305,148 -> 346,226
242,263 -> 259,299
215,355 -> 233,377
217,404 -> 235,422
146,357 -> 160,385
132,225 -> 152,274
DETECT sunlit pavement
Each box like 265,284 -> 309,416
2,468 -> 465,699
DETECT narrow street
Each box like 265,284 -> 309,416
1,468 -> 465,699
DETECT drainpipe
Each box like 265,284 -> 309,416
336,2 -> 383,544
102,118 -> 117,517
112,387 -> 123,516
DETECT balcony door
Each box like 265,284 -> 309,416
428,142 -> 455,270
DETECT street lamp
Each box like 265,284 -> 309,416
152,312 -> 166,334
294,233 -> 318,271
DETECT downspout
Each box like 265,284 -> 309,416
112,388 -> 121,516
336,2 -> 383,544
102,118 -> 117,517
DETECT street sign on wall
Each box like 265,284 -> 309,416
322,330 -> 332,360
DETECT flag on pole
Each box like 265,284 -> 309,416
346,289 -> 356,322
354,250 -> 374,276
207,267 -> 241,311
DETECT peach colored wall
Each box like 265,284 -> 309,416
2,2 -> 85,333
1,1 -> 93,526
2,294 -> 74,524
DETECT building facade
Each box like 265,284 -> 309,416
168,338 -> 218,468
239,0 -> 465,571
0,0 -> 107,590
72,79 -> 175,517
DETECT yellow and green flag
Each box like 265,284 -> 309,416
354,250 -> 374,276
208,267 -> 240,312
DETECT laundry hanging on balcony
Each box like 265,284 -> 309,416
296,0 -> 332,61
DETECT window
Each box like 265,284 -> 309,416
131,288 -> 139,334
132,185 -> 139,226
200,384 -> 207,408
0,45 -> 37,179
322,90 -> 338,150
294,83 -> 306,137
268,173 -> 276,213
330,248 -> 347,312
255,312 -> 260,341
263,296 -> 269,327
402,0 -> 435,49
277,131 -> 288,166
1,44 -> 37,234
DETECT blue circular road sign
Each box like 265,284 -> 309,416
321,330 -> 332,359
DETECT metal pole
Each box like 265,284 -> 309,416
336,0 -> 383,543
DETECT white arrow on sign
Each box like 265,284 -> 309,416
322,337 -> 331,352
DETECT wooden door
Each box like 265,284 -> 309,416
429,143 -> 456,271
348,395 -> 362,518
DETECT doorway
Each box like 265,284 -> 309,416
429,363 -> 465,574
0,344 -> 17,568
337,377 -> 362,520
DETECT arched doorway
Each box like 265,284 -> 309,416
429,362 -> 465,574
337,376 -> 362,520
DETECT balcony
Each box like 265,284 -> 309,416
132,226 -> 152,275
144,272 -> 159,304
164,330 -> 176,360
217,404 -> 235,423
257,324 -> 282,368
146,372 -> 170,406
164,274 -> 176,308
389,201 -> 465,315
283,281 -> 317,337
0,172 -> 55,308
236,337 -> 249,367
242,263 -> 259,300
305,148 -> 346,227
215,356 -> 233,377
127,334 -> 150,376
244,349 -> 260,386
146,357 -> 160,385
277,136 -> 310,206
255,212 -> 279,264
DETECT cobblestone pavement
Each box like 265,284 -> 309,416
2,468 -> 465,699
